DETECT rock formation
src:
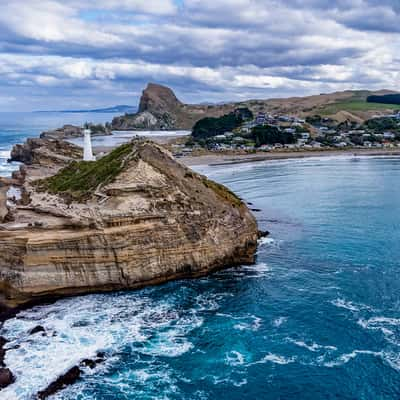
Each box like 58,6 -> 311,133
9,138 -> 82,166
111,83 -> 238,130
111,84 -> 399,130
0,183 -> 8,223
0,139 -> 259,309
40,124 -> 111,141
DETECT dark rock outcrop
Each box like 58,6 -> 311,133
0,368 -> 15,389
37,366 -> 81,399
29,325 -> 46,335
0,182 -> 9,223
0,337 -> 14,390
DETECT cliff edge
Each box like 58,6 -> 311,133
0,139 -> 259,308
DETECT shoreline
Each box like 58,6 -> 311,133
180,148 -> 400,167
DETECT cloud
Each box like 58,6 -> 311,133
0,0 -> 398,110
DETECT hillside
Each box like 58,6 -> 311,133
111,84 -> 400,131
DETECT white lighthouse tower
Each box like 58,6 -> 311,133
83,128 -> 95,161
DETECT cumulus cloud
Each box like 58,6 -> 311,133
0,0 -> 398,110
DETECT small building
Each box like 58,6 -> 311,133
300,132 -> 310,140
383,132 -> 396,140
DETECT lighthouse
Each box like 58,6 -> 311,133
83,128 -> 95,161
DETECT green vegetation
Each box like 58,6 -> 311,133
36,143 -> 134,201
202,177 -> 243,207
192,108 -> 252,140
250,125 -> 295,147
319,100 -> 400,115
235,107 -> 254,121
367,94 -> 400,105
365,117 -> 400,133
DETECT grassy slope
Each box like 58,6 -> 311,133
317,91 -> 400,116
36,143 -> 134,201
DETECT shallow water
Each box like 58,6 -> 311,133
1,155 -> 400,399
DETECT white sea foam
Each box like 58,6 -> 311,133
330,298 -> 375,312
357,316 -> 400,345
323,350 -> 382,368
258,237 -> 275,247
0,292 -> 201,399
225,351 -> 246,366
288,339 -> 337,353
258,353 -> 296,365
240,262 -> 272,275
0,150 -> 10,158
233,316 -> 262,331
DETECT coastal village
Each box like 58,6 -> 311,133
172,109 -> 400,157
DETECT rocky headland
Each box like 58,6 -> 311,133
111,83 -> 239,130
0,137 -> 259,310
40,124 -> 111,141
111,83 -> 397,131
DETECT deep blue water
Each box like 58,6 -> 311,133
0,121 -> 400,399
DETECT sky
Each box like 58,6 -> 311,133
0,0 -> 399,111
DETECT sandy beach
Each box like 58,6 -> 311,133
180,148 -> 400,167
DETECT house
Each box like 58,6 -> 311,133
300,132 -> 310,140
214,134 -> 226,140
256,112 -> 266,125
383,132 -> 396,140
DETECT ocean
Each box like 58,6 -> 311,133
0,114 -> 400,399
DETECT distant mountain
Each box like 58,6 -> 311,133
36,105 -> 137,114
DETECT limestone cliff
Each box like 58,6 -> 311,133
0,139 -> 259,308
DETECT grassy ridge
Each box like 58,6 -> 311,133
319,100 -> 400,115
36,143 -> 134,201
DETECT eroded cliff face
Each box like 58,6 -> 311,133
0,140 -> 259,308
111,83 -> 238,130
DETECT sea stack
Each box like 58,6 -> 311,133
0,139 -> 259,309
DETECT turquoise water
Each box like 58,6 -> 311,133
0,133 -> 400,398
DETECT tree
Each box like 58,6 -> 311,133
192,112 -> 243,139
250,125 -> 295,147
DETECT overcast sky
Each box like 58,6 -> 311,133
0,0 -> 399,111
